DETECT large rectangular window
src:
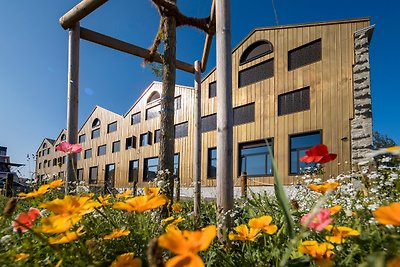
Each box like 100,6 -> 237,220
98,145 -> 106,156
125,136 -> 136,150
239,139 -> 273,177
91,128 -> 100,139
107,121 -> 117,133
78,134 -> 86,143
278,87 -> 310,116
233,103 -> 255,126
175,122 -> 188,138
146,105 -> 161,120
112,141 -> 120,153
154,129 -> 161,143
84,149 -> 92,159
89,166 -> 98,184
131,112 -> 141,125
128,160 -> 139,183
201,114 -> 217,133
239,58 -> 274,88
77,168 -> 84,181
290,131 -> 321,174
143,157 -> 159,181
207,148 -> 217,179
174,96 -> 182,110
140,132 -> 152,146
288,39 -> 321,71
209,81 -> 217,98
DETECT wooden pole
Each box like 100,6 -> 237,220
216,0 -> 233,240
5,173 -> 13,197
80,27 -> 194,73
60,0 -> 108,30
240,172 -> 247,198
66,22 -> 80,194
201,0 -> 216,72
193,60 -> 202,224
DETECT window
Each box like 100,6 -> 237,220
92,118 -> 101,128
91,128 -> 100,139
84,149 -> 92,159
77,168 -> 83,181
143,157 -> 159,181
233,103 -> 255,126
53,158 -> 57,166
58,172 -> 64,179
125,136 -> 137,150
289,131 -> 321,174
79,134 -> 86,143
146,105 -> 161,120
128,160 -> 139,182
288,39 -> 321,71
47,160 -> 51,167
131,112 -> 141,125
38,151 -> 41,157
240,40 -> 273,65
38,162 -> 41,169
140,132 -> 152,146
175,122 -> 188,138
112,141 -> 120,153
209,81 -> 217,98
77,152 -> 81,160
173,153 -> 180,177
239,58 -> 274,87
47,148 -> 50,154
239,140 -> 273,177
278,87 -> 310,116
201,114 -> 217,133
154,129 -> 161,143
174,96 -> 182,110
62,156 -> 66,164
207,148 -> 217,179
61,134 -> 66,141
98,145 -> 106,156
107,121 -> 117,133
89,166 -> 98,184
147,91 -> 160,103
43,143 -> 47,149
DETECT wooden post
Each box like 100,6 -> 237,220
193,60 -> 202,223
5,173 -> 13,197
216,0 -> 233,240
133,180 -> 138,196
241,172 -> 247,198
66,22 -> 80,194
174,177 -> 180,202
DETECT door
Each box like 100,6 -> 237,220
104,163 -> 115,194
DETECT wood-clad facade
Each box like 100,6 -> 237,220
36,18 -> 373,190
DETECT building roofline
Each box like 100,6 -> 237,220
78,105 -> 122,133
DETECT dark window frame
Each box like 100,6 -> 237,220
207,147 -> 217,179
233,103 -> 255,126
239,40 -> 274,65
238,139 -> 274,177
128,159 -> 139,183
78,134 -> 86,143
143,157 -> 159,182
174,96 -> 182,110
125,136 -> 137,150
146,104 -> 161,120
91,128 -> 100,139
89,166 -> 98,184
98,145 -> 107,156
154,129 -> 161,143
92,118 -> 101,128
112,141 -> 120,153
77,168 -> 84,181
140,132 -> 153,146
278,87 -> 310,116
288,39 -> 322,71
107,121 -> 118,133
84,149 -> 92,159
131,112 -> 141,125
289,130 -> 322,175
238,58 -> 274,88
201,113 -> 217,133
209,81 -> 217,98
174,122 -> 189,139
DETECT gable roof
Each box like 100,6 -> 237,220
78,105 -> 122,133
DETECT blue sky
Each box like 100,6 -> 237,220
0,0 -> 399,178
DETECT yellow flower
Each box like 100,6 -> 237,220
171,202 -> 183,212
47,179 -> 64,189
228,224 -> 261,241
308,182 -> 340,194
158,225 -> 216,267
387,255 -> 400,267
325,225 -> 360,244
18,184 -> 50,199
373,202 -> 400,226
327,205 -> 342,215
48,226 -> 85,244
15,253 -> 29,262
36,214 -> 82,234
97,195 -> 111,206
298,240 -> 335,267
164,216 -> 185,232
113,194 -> 168,213
144,187 -> 160,198
110,253 -> 142,267
248,215 -> 278,234
55,259 -> 63,267
40,195 -> 101,217
116,190 -> 133,199
104,228 -> 130,240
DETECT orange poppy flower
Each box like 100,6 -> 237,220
158,225 -> 216,267
39,195 -> 101,217
327,205 -> 342,215
171,202 -> 183,212
116,190 -> 133,199
113,194 -> 168,213
36,214 -> 82,234
248,215 -> 278,234
48,226 -> 85,244
228,224 -> 261,241
300,144 -> 337,164
18,184 -> 50,199
308,182 -> 340,194
14,253 -> 29,262
104,228 -> 130,240
47,179 -> 64,189
325,225 -> 360,244
12,207 -> 41,233
110,253 -> 142,267
97,195 -> 111,206
372,202 -> 400,226
298,240 -> 335,267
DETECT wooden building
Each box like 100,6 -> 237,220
36,18 -> 374,192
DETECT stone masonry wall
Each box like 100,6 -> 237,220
351,25 -> 375,163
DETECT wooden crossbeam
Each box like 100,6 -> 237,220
201,0 -> 216,72
60,0 -> 109,30
80,27 -> 195,74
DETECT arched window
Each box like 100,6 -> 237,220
61,134 -> 66,141
147,91 -> 160,103
239,40 -> 273,65
92,118 -> 101,128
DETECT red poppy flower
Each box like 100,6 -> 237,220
12,207 -> 41,232
300,144 -> 337,164
56,141 -> 82,154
